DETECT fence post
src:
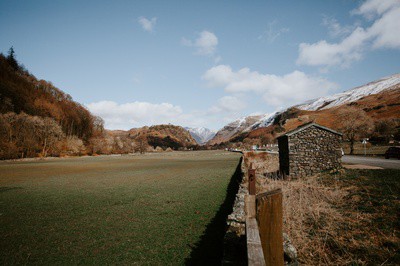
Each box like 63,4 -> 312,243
256,189 -> 284,266
248,163 -> 256,195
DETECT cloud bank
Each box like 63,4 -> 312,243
86,101 -> 192,130
202,65 -> 338,107
297,0 -> 400,69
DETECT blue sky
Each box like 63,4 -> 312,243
1,0 -> 399,130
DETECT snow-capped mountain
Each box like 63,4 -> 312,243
208,73 -> 400,144
246,112 -> 279,131
207,115 -> 262,145
296,73 -> 400,111
185,127 -> 216,145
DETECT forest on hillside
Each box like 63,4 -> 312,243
0,48 -> 107,159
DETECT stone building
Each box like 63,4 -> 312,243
278,122 -> 342,177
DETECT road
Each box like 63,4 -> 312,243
342,155 -> 400,169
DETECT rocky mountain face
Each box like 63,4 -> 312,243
185,127 -> 216,145
208,73 -> 400,145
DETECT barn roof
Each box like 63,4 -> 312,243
278,122 -> 342,138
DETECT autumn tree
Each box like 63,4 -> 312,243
337,107 -> 374,155
374,118 -> 398,143
261,134 -> 274,146
135,134 -> 148,154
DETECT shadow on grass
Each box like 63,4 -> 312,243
185,157 -> 243,265
0,186 -> 23,193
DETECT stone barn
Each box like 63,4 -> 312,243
278,122 -> 342,177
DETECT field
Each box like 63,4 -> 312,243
0,151 -> 242,265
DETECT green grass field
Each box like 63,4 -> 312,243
0,151 -> 242,265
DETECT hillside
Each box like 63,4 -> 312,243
0,52 -> 98,141
0,50 -> 102,159
209,73 -> 400,146
296,74 -> 400,111
129,124 -> 198,150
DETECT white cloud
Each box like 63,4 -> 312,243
297,27 -> 368,68
86,101 -> 200,130
218,96 -> 246,111
203,65 -> 338,107
182,30 -> 218,55
297,0 -> 400,68
209,96 -> 247,114
138,16 -> 157,32
352,0 -> 400,18
258,20 -> 289,43
322,16 -> 355,38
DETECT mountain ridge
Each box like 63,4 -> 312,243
208,73 -> 400,145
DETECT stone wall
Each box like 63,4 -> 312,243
223,152 -> 297,265
287,126 -> 342,177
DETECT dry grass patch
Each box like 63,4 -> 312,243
243,151 -> 279,177
259,169 -> 400,265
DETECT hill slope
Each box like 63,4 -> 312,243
0,51 -> 101,159
0,53 -> 98,141
296,73 -> 400,111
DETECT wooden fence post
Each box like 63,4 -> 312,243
248,164 -> 256,195
256,189 -> 284,266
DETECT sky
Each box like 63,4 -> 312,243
1,0 -> 400,130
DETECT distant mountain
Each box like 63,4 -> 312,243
208,73 -> 400,145
185,127 -> 216,145
207,115 -> 262,145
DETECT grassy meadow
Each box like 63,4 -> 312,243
0,151 -> 242,265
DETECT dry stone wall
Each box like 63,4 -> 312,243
288,126 -> 342,177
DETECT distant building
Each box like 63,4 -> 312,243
277,122 -> 342,177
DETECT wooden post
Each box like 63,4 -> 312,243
245,195 -> 256,218
246,194 -> 266,265
248,164 -> 256,195
246,217 -> 266,266
256,189 -> 284,266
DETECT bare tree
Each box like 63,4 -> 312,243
338,107 -> 374,155
34,116 -> 64,157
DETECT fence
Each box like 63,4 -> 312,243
245,164 -> 284,266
